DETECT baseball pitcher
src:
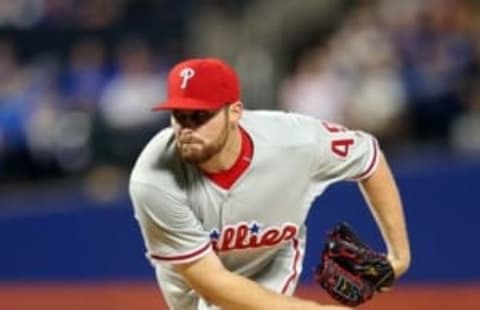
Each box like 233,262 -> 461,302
129,58 -> 411,310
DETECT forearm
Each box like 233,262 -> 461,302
359,153 -> 411,275
175,252 -> 350,310
203,269 -> 330,310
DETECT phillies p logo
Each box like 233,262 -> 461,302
180,68 -> 195,89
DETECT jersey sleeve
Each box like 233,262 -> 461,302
311,120 -> 380,182
129,181 -> 212,265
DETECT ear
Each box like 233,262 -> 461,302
229,101 -> 243,123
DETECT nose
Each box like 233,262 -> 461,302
178,128 -> 194,137
179,116 -> 198,129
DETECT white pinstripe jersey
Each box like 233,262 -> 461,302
129,110 -> 379,310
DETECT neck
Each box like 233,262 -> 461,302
199,126 -> 242,173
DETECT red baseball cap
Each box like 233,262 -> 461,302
152,58 -> 240,111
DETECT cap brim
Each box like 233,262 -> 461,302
152,97 -> 224,111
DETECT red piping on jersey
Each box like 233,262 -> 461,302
281,238 -> 301,294
150,242 -> 211,262
354,138 -> 379,180
203,127 -> 253,190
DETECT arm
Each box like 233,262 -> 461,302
174,251 -> 351,310
130,181 -> 348,309
359,152 -> 411,278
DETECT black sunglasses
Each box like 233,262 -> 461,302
172,105 -> 228,127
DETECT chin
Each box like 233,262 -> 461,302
179,148 -> 212,165
182,155 -> 211,165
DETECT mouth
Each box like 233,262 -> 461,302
178,140 -> 202,153
178,131 -> 202,144
180,142 -> 195,149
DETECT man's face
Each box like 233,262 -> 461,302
171,106 -> 231,164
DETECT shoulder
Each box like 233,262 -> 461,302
240,110 -> 322,146
129,127 -> 189,199
241,110 -> 318,128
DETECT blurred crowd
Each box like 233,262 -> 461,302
0,0 -> 192,184
280,0 -> 480,152
1,0 -> 479,187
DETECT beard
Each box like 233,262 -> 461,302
176,118 -> 230,165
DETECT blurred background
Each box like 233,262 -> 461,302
0,0 -> 479,309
